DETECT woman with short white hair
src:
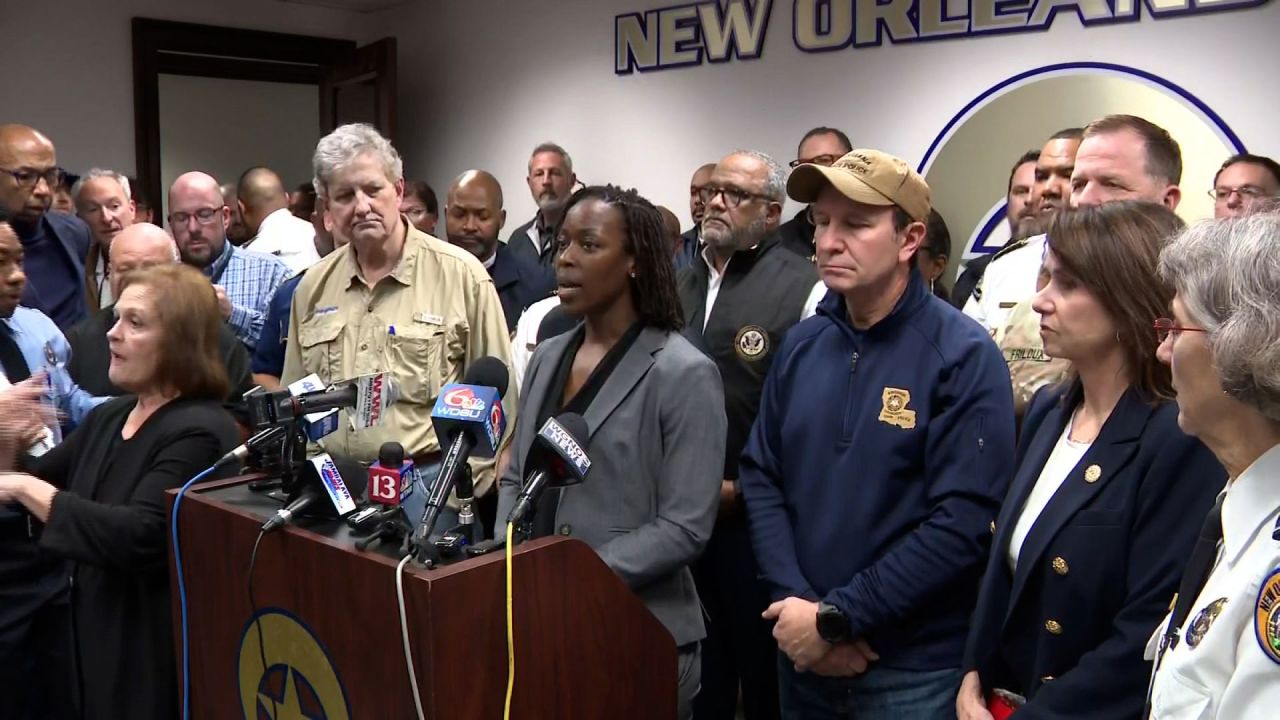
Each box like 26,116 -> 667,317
1148,212 -> 1280,719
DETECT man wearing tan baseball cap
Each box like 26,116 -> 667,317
739,148 -> 1015,718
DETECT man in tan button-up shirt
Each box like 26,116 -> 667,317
282,123 -> 515,509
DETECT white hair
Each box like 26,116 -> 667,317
529,142 -> 573,174
730,149 -> 788,203
70,168 -> 131,202
312,123 -> 403,198
1159,212 -> 1280,422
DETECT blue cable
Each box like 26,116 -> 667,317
170,464 -> 218,720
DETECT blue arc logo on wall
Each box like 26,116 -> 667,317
237,608 -> 351,720
918,62 -> 1245,263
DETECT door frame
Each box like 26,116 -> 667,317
131,18 -> 355,219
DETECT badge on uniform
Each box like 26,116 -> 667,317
878,387 -> 916,430
1254,568 -> 1280,665
413,312 -> 444,326
1186,598 -> 1228,648
734,325 -> 768,361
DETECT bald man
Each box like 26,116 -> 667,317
170,171 -> 290,350
677,162 -> 717,271
445,170 -> 553,333
657,205 -> 683,265
0,124 -> 92,329
221,183 -> 249,246
237,166 -> 320,274
64,223 -> 254,406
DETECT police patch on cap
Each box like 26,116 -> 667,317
734,325 -> 768,361
1255,568 -> 1280,665
1187,598 -> 1228,648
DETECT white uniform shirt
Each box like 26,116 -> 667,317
1147,443 -> 1280,719
246,208 -> 321,276
963,234 -> 1047,334
509,295 -> 561,396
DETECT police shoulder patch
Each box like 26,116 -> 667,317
1254,568 -> 1280,665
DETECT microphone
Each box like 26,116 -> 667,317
506,413 -> 591,532
367,442 -> 415,507
262,454 -> 368,532
412,357 -> 510,547
286,374 -> 341,441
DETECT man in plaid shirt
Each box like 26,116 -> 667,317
169,172 -> 289,350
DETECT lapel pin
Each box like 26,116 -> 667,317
1084,464 -> 1102,484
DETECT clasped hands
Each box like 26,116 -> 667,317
763,597 -> 879,677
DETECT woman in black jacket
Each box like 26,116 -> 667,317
0,264 -> 238,720
957,202 -> 1224,719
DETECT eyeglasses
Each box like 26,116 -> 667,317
167,207 -> 223,226
0,166 -> 64,190
697,185 -> 772,208
1154,318 -> 1206,344
1208,185 -> 1275,203
789,154 -> 840,169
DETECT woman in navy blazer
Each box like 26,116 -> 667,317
957,202 -> 1224,719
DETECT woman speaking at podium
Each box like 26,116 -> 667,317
0,264 -> 239,720
496,185 -> 726,719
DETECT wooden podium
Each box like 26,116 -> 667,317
167,477 -> 676,718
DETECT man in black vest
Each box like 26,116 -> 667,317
678,150 -> 824,720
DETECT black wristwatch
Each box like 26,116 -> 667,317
816,601 -> 850,643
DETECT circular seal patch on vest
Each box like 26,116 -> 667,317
1255,568 -> 1280,665
734,325 -> 769,361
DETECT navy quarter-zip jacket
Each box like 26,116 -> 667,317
739,269 -> 1016,670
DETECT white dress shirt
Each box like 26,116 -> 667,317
246,208 -> 320,276
1147,443 -> 1280,719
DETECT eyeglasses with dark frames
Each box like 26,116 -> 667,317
697,185 -> 772,208
0,166 -> 65,190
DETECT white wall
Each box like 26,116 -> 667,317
366,0 -> 1280,241
0,0 -> 372,179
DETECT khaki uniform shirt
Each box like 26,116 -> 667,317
281,223 -> 516,498
993,298 -> 1070,418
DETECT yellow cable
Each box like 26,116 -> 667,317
504,522 -> 515,720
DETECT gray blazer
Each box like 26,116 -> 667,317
496,326 -> 727,647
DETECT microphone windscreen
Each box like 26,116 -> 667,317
462,356 -> 510,400
552,412 -> 590,447
324,454 -> 370,498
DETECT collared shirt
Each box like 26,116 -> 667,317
281,223 -> 516,498
1147,444 -> 1280,719
245,208 -> 321,276
510,294 -> 560,396
250,273 -> 304,378
963,233 -> 1047,334
202,240 -> 291,350
699,245 -> 825,331
2,306 -> 109,440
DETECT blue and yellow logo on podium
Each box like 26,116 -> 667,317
237,608 -> 351,719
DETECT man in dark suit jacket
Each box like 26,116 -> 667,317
0,124 -> 91,329
447,170 -> 554,332
64,223 -> 254,417
675,162 -> 715,271
776,126 -> 852,262
506,142 -> 576,268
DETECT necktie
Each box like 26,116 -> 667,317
0,327 -> 33,383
